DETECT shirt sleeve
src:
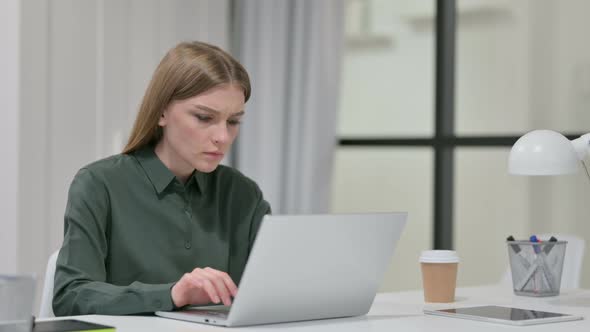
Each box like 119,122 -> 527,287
52,168 -> 176,316
247,186 -> 272,254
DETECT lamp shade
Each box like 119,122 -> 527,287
509,130 -> 580,175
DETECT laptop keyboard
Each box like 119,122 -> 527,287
199,310 -> 229,317
187,307 -> 230,318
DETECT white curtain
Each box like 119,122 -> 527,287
234,0 -> 344,214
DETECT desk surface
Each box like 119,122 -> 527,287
43,285 -> 590,331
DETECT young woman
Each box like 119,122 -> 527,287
53,41 -> 271,316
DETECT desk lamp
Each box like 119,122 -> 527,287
508,130 -> 589,291
509,130 -> 590,178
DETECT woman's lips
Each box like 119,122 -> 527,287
204,152 -> 224,159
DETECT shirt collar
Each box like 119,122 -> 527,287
186,169 -> 208,194
133,146 -> 207,194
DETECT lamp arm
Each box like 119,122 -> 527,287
573,134 -> 590,185
571,133 -> 590,161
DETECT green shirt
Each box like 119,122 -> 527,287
53,146 -> 271,316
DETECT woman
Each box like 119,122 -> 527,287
53,41 -> 271,316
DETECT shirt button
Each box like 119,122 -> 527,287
185,241 -> 192,249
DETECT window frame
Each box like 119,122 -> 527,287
337,0 -> 585,250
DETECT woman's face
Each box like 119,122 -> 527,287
157,83 -> 245,174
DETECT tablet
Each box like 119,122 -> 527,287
424,305 -> 583,326
33,319 -> 115,331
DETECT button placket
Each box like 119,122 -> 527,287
184,208 -> 192,249
183,187 -> 192,250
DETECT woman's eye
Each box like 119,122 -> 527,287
195,114 -> 212,122
228,119 -> 242,126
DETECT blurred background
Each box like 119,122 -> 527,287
1,0 -> 589,312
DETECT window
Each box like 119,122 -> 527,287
332,0 -> 590,290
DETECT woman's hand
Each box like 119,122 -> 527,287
171,267 -> 238,308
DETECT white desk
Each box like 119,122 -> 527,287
43,285 -> 590,331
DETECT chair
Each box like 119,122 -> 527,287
39,249 -> 60,318
501,234 -> 586,289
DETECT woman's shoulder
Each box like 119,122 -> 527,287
76,153 -> 137,180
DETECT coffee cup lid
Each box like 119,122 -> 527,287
419,250 -> 459,263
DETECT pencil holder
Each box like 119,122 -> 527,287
506,240 -> 567,297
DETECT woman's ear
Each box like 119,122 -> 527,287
158,110 -> 167,126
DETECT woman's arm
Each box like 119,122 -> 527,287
52,168 -> 175,316
247,187 -> 272,254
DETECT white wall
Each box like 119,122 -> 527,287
0,0 -> 20,274
16,0 -> 230,312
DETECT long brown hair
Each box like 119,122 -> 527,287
122,41 -> 251,154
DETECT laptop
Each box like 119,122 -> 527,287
156,212 -> 408,327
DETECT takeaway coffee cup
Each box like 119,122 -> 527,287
420,250 -> 459,303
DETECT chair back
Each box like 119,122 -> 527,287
39,250 -> 59,318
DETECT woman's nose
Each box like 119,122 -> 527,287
212,123 -> 229,144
